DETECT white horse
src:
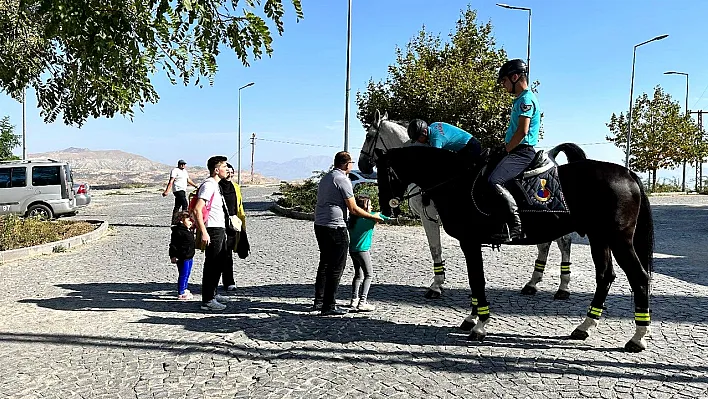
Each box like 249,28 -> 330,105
357,110 -> 572,299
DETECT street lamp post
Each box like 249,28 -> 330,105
343,0 -> 352,152
664,70 -> 689,191
625,34 -> 669,169
22,88 -> 26,160
496,3 -> 532,79
238,82 -> 255,185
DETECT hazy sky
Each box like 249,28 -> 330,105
1,1 -> 705,181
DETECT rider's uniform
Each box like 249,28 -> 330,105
427,122 -> 474,152
488,89 -> 541,185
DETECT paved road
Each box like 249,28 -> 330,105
1,186 -> 707,398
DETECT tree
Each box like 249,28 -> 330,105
0,0 -> 303,126
606,86 -> 699,190
356,7 -> 511,148
0,116 -> 21,161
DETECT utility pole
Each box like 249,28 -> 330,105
343,0 -> 352,152
250,133 -> 256,184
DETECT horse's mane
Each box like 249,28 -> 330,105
383,119 -> 408,130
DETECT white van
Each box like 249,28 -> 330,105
0,159 -> 76,219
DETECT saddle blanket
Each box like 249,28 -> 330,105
509,165 -> 569,213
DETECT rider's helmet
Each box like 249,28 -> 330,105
497,59 -> 527,84
407,119 -> 429,143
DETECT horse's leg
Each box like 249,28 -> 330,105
409,191 -> 446,299
522,242 -> 550,295
609,238 -> 651,352
554,234 -> 572,300
571,237 -> 614,341
458,241 -> 490,341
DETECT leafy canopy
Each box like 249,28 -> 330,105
0,0 -> 303,125
356,7 -> 512,147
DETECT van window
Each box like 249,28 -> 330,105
0,167 -> 27,188
11,167 -> 26,187
0,168 -> 9,188
32,166 -> 61,186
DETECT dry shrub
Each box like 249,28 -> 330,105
0,215 -> 96,251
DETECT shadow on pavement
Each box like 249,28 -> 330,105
0,327 -> 704,383
19,281 -> 708,325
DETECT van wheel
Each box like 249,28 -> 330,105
27,204 -> 54,220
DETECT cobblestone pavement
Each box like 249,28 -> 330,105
1,186 -> 708,398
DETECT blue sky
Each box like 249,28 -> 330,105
1,0 -> 706,180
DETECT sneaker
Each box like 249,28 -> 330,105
357,301 -> 376,312
226,285 -> 237,292
321,306 -> 349,316
214,294 -> 231,304
348,298 -> 360,308
200,299 -> 226,311
178,292 -> 194,301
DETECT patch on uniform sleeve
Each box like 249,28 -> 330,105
521,103 -> 533,112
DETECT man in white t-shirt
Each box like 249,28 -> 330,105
163,160 -> 198,223
193,156 -> 231,311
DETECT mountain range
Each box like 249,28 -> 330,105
27,148 -> 335,185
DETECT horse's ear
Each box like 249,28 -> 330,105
373,109 -> 381,127
383,111 -> 388,120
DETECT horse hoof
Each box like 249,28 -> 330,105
624,340 -> 646,353
467,331 -> 486,341
459,320 -> 476,331
424,290 -> 441,299
569,329 -> 589,340
554,290 -> 570,300
521,285 -> 537,295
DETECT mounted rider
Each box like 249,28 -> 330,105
491,58 -> 541,243
406,120 -> 482,160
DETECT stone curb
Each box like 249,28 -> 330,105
269,203 -> 421,226
0,220 -> 109,264
270,203 -> 315,221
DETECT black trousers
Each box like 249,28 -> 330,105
220,234 -> 237,288
202,227 -> 228,304
173,190 -> 188,214
313,224 -> 350,309
488,145 -> 536,185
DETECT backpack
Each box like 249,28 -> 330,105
188,181 -> 215,224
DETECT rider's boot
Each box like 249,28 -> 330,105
490,184 -> 524,243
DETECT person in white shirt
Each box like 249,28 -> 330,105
193,156 -> 231,311
163,159 -> 198,224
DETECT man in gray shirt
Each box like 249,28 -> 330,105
313,151 -> 383,316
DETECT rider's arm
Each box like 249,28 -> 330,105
506,116 -> 530,152
345,198 -> 384,221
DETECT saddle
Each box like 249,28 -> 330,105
473,150 -> 570,215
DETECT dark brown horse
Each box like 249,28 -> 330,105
380,144 -> 654,352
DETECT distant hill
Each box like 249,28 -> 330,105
28,148 -> 278,186
255,155 -> 333,181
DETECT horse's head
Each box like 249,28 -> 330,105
357,109 -> 409,174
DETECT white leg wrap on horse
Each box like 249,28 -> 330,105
558,274 -> 570,292
528,271 -> 543,287
576,316 -> 598,333
464,312 -> 479,324
630,326 -> 649,349
471,317 -> 489,336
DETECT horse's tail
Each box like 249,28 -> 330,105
630,171 -> 654,277
548,143 -> 587,163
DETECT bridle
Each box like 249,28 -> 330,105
362,121 -> 390,162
